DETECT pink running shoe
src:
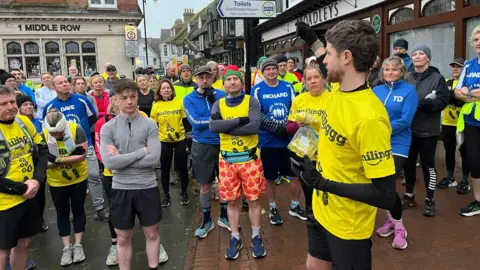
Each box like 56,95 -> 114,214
392,227 -> 408,249
376,219 -> 395,237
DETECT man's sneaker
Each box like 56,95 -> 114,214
60,245 -> 73,266
94,208 -> 109,222
106,245 -> 118,266
269,208 -> 283,225
437,177 -> 457,189
423,199 -> 436,217
169,172 -> 179,184
288,205 -> 307,221
274,177 -> 281,185
252,236 -> 266,258
458,200 -> 480,217
195,220 -> 214,238
42,220 -> 49,232
281,176 -> 291,183
159,244 -> 168,264
376,219 -> 394,237
400,194 -> 416,209
161,195 -> 171,207
225,238 -> 243,260
392,228 -> 408,250
180,192 -> 190,205
457,181 -> 471,194
73,244 -> 86,263
217,216 -> 231,231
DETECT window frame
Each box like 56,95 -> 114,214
44,41 -> 62,76
64,40 -> 98,77
88,0 -> 117,9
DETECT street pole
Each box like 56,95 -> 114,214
143,0 -> 149,65
244,19 -> 252,94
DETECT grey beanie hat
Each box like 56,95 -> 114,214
261,58 -> 279,73
412,44 -> 432,60
179,64 -> 192,73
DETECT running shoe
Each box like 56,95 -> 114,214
159,244 -> 168,264
437,177 -> 457,189
392,227 -> 408,250
225,237 -> 243,260
376,219 -> 394,237
252,236 -> 266,258
94,208 -> 109,222
180,192 -> 190,205
457,181 -> 471,194
400,194 -> 417,210
281,176 -> 291,183
106,245 -> 118,266
73,244 -> 85,263
288,205 -> 307,221
195,220 -> 214,239
161,194 -> 171,207
6,257 -> 36,270
458,200 -> 480,217
60,245 -> 73,266
423,199 -> 436,217
274,176 -> 281,185
217,216 -> 231,231
269,208 -> 283,225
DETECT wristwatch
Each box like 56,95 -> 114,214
467,88 -> 472,97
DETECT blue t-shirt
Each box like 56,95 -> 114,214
251,80 -> 295,148
457,57 -> 480,127
43,94 -> 97,146
19,84 -> 36,104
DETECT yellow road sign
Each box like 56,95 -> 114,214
125,25 -> 138,41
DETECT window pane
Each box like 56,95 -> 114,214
82,56 -> 97,76
422,0 -> 454,17
65,42 -> 79,54
25,57 -> 41,78
46,57 -> 62,76
45,42 -> 60,54
390,22 -> 455,76
7,42 -> 21,54
82,42 -> 96,53
24,42 -> 39,54
8,57 -> 23,70
91,0 -> 101,4
390,8 -> 414,25
66,56 -> 82,75
466,17 -> 480,60
105,0 -> 115,4
466,0 -> 480,6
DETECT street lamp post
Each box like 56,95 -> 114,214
142,0 -> 158,66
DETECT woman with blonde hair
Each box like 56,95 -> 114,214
88,75 -> 109,119
35,72 -> 56,118
206,61 -> 224,90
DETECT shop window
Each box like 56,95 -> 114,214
466,17 -> 480,60
89,0 -> 117,8
24,42 -> 39,54
422,0 -> 455,17
45,41 -> 61,76
7,42 -> 21,54
82,42 -> 95,53
389,7 -> 414,25
65,42 -> 79,54
65,41 -> 97,76
45,42 -> 59,54
163,45 -> 168,56
465,0 -> 480,5
390,22 -> 455,76
6,41 -> 23,71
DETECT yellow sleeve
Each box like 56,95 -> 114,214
354,118 -> 395,179
150,103 -> 158,122
288,98 -> 298,122
18,115 -> 43,144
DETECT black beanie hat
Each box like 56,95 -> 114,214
0,69 -> 16,85
16,95 -> 34,107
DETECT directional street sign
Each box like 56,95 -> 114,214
217,0 -> 277,18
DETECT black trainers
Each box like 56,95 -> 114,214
161,195 -> 171,208
458,200 -> 480,217
400,194 -> 417,210
269,208 -> 283,225
288,205 -> 307,221
456,181 -> 471,194
423,199 -> 436,217
94,208 -> 109,222
437,177 -> 457,189
180,192 -> 189,205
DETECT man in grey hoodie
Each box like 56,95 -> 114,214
100,78 -> 168,269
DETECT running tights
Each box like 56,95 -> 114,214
442,125 -> 469,177
389,155 -> 407,220
102,175 -> 117,239
160,140 -> 189,195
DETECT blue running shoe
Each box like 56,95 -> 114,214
217,216 -> 231,231
252,236 -> 266,258
225,237 -> 243,260
195,220 -> 214,239
274,176 -> 281,185
269,207 -> 283,225
26,258 -> 36,270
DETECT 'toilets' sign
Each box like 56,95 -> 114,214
217,0 -> 277,18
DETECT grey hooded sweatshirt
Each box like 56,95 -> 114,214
100,113 -> 161,190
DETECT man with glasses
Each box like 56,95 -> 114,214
104,65 -> 119,91
2,69 -> 36,103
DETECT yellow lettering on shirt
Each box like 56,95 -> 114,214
150,98 -> 186,142
442,79 -> 461,126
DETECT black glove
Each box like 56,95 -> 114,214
295,21 -> 319,47
48,153 -> 57,163
211,112 -> 223,120
238,117 -> 250,126
290,155 -> 325,190
71,146 -> 86,156
275,125 -> 289,140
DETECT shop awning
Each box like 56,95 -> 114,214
254,0 -> 337,33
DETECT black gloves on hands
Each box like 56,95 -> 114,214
211,112 -> 223,120
290,155 -> 326,190
71,146 -> 86,156
295,21 -> 319,47
274,125 -> 289,140
238,117 -> 250,126
48,153 -> 57,163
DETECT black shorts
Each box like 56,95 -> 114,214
110,187 -> 162,230
307,218 -> 372,270
464,124 -> 480,178
0,199 -> 42,250
260,147 -> 295,180
191,142 -> 219,185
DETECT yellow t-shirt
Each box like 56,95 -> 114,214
150,98 -> 186,142
288,92 -> 324,135
313,86 -> 395,240
0,115 -> 44,211
212,79 -> 224,90
442,79 -> 461,126
219,95 -> 258,153
44,123 -> 88,187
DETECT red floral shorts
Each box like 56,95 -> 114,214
218,158 -> 266,201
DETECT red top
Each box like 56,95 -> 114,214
90,91 -> 109,119
94,114 -> 114,162
293,71 -> 303,82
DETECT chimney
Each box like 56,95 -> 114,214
183,8 -> 194,22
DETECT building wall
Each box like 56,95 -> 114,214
135,39 -> 160,68
7,0 -> 138,11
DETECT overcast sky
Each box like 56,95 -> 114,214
138,0 -> 214,38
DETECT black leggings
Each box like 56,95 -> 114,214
102,175 -> 117,239
442,125 -> 469,176
464,124 -> 480,178
160,140 -> 189,195
49,180 -> 87,237
37,181 -> 46,222
389,156 -> 406,220
404,136 -> 438,199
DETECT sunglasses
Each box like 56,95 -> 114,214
107,68 -> 116,72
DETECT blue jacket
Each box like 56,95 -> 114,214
184,88 -> 226,144
373,80 -> 418,157
19,84 -> 36,104
31,117 -> 43,133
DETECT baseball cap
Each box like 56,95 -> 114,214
195,65 -> 213,76
106,65 -> 117,72
449,58 -> 465,67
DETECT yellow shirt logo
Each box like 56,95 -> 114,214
150,98 -> 186,143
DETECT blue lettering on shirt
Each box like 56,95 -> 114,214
457,58 -> 480,127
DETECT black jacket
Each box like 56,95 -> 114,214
405,66 -> 450,137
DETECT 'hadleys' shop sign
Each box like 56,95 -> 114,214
17,24 -> 81,32
261,0 -> 386,42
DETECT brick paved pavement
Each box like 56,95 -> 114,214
185,144 -> 480,270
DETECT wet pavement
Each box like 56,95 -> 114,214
28,180 -> 195,270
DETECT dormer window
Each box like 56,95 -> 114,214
89,0 -> 117,9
